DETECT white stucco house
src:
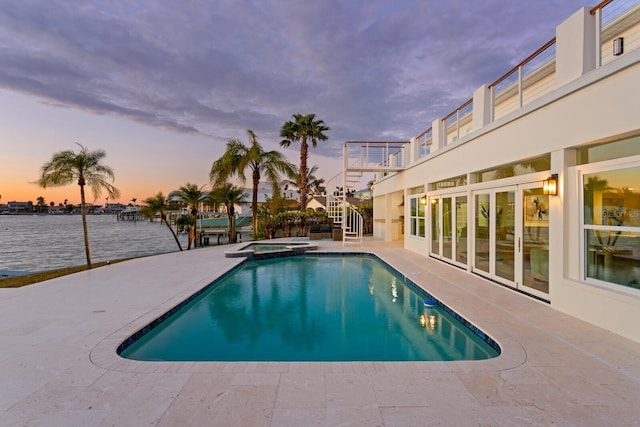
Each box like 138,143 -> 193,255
365,3 -> 640,343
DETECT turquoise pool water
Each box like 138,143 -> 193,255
119,254 -> 500,361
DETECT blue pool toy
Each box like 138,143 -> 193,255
423,299 -> 436,307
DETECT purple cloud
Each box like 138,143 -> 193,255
0,0 -> 588,156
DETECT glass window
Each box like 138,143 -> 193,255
443,198 -> 453,259
523,188 -> 549,293
475,194 -> 490,272
430,175 -> 467,191
583,165 -> 640,288
431,197 -> 440,255
475,156 -> 550,183
577,135 -> 640,165
455,197 -> 468,264
409,195 -> 426,238
495,191 -> 515,282
407,186 -> 425,196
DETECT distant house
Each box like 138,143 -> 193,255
8,201 -> 33,213
104,203 -> 126,214
197,216 -> 253,230
196,215 -> 254,244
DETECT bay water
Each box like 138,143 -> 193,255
0,214 -> 189,274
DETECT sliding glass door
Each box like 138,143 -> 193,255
522,186 -> 549,295
472,184 -> 549,299
430,193 -> 467,268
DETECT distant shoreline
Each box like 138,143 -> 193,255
0,270 -> 32,278
0,214 -> 188,273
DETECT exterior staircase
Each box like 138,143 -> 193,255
328,140 -> 409,245
326,171 -> 363,245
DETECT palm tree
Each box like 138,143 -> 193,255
140,193 -> 183,251
169,183 -> 207,249
280,113 -> 330,210
36,196 -> 46,213
38,143 -> 120,268
209,183 -> 247,244
282,164 -> 326,203
210,129 -> 293,237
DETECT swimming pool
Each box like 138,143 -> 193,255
118,254 -> 500,362
224,241 -> 316,258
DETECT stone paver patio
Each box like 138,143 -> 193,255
1,238 -> 639,426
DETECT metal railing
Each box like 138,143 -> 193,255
409,0 -> 639,151
489,38 -> 556,121
342,204 -> 363,244
592,0 -> 640,66
325,173 -> 344,225
324,171 -> 364,245
415,127 -> 432,160
443,98 -> 473,144
343,141 -> 408,172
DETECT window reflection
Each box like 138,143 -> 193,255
523,188 -> 549,293
475,194 -> 490,272
583,166 -> 640,288
475,156 -> 550,182
409,196 -> 426,238
431,198 -> 440,255
443,198 -> 453,259
455,197 -> 468,264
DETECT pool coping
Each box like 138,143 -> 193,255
223,241 -> 318,258
90,249 -> 526,374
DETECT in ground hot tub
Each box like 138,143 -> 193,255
224,241 -> 317,258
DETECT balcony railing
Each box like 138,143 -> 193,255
443,98 -> 473,144
343,141 -> 408,172
407,0 -> 639,159
592,0 -> 640,66
415,127 -> 432,160
489,38 -> 556,121
361,0 -> 639,181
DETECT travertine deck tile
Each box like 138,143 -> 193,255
1,238 -> 638,426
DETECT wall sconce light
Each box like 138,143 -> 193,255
543,174 -> 558,196
613,37 -> 624,56
419,195 -> 427,205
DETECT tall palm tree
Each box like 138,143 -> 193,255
210,129 -> 293,237
169,183 -> 207,249
209,183 -> 247,244
140,193 -> 183,251
280,113 -> 330,210
38,143 -> 120,268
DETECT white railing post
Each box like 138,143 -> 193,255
490,85 -> 495,122
363,142 -> 367,168
595,7 -> 602,68
518,66 -> 523,107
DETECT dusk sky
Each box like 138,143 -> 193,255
1,0 -> 589,206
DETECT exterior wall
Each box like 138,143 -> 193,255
371,6 -> 640,342
601,4 -> 640,65
556,7 -> 596,87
